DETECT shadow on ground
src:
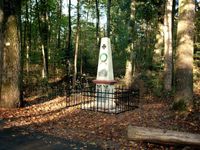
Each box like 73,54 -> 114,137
0,127 -> 102,150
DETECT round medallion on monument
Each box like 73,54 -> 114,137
100,53 -> 108,62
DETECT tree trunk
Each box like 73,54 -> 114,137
145,24 -> 153,70
28,0 -> 32,75
73,0 -> 80,88
163,0 -> 173,92
153,22 -> 164,66
0,1 -> 3,104
57,0 -> 62,50
0,0 -> 21,108
95,0 -> 100,48
41,44 -> 48,79
23,0 -> 31,75
175,0 -> 195,110
128,125 -> 200,146
66,0 -> 72,76
106,0 -> 111,37
124,45 -> 133,86
125,60 -> 133,84
39,0 -> 49,80
52,0 -> 62,79
124,0 -> 136,86
35,0 -> 48,80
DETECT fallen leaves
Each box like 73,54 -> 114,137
0,92 -> 200,149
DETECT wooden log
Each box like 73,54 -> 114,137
127,125 -> 200,146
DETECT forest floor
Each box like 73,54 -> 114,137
0,87 -> 200,149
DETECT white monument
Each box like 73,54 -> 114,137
93,37 -> 116,109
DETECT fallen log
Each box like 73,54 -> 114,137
127,125 -> 200,146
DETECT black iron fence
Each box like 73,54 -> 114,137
23,73 -> 139,113
66,85 -> 139,114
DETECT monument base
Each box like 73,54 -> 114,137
80,101 -> 123,113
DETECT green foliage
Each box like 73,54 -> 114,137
141,71 -> 163,97
172,100 -> 187,111
19,0 -> 197,101
20,0 -> 166,78
110,0 -> 131,75
136,0 -> 160,22
29,51 -> 41,64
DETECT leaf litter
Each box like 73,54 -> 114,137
0,91 -> 200,149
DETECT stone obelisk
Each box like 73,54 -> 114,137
93,37 -> 116,109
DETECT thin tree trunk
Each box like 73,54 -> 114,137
18,0 -> 24,106
153,22 -> 164,66
57,0 -> 62,49
175,0 -> 195,110
73,0 -> 80,88
172,0 -> 176,38
66,0 -> 72,76
145,24 -> 154,70
47,7 -> 51,79
172,0 -> 176,88
95,0 -> 100,47
24,0 -> 29,74
80,39 -> 82,75
54,0 -> 62,79
80,11 -> 89,75
36,0 -> 47,79
0,0 -> 21,108
163,0 -> 173,92
106,0 -> 111,37
28,0 -> 32,75
0,1 -> 3,103
39,0 -> 49,80
41,44 -> 47,78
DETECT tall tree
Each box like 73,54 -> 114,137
95,0 -> 100,47
24,0 -> 31,74
0,1 -> 3,104
53,0 -> 62,78
66,0 -> 72,76
27,0 -> 32,75
0,0 -> 21,108
163,0 -> 173,92
57,0 -> 62,50
39,0 -> 49,79
175,0 -> 195,110
107,0 -> 111,37
124,0 -> 136,86
153,1 -> 165,67
73,0 -> 81,88
153,22 -> 164,67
